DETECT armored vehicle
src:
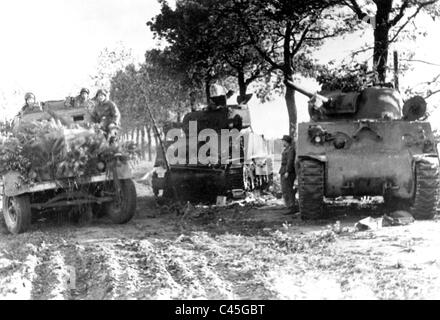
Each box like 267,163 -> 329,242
1,100 -> 136,234
287,81 -> 439,220
152,91 -> 273,202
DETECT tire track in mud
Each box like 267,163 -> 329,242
0,252 -> 39,299
0,232 -> 72,300
30,243 -> 65,300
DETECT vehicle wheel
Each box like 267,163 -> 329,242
104,179 -> 137,224
298,159 -> 325,220
2,195 -> 31,234
411,158 -> 440,220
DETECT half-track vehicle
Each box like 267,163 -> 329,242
0,100 -> 137,234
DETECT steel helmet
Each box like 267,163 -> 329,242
95,89 -> 108,97
24,92 -> 35,101
80,88 -> 90,95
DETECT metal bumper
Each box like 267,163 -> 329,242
1,163 -> 132,197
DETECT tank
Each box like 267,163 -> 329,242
286,80 -> 439,220
152,93 -> 274,202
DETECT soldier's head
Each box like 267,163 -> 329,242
24,92 -> 35,105
95,89 -> 108,103
80,88 -> 90,100
281,135 -> 292,148
209,84 -> 230,107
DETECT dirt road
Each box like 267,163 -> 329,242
1,182 -> 440,300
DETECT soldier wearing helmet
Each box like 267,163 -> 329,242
73,88 -> 95,110
207,84 -> 234,111
90,89 -> 121,142
20,92 -> 41,115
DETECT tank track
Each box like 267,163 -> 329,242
412,157 -> 440,220
298,159 -> 325,220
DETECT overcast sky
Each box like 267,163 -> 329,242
0,1 -> 439,137
0,0 -> 164,117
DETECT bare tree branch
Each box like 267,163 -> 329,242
346,0 -> 368,19
389,0 -> 438,43
401,59 -> 440,67
234,5 -> 281,71
292,26 -> 310,56
389,0 -> 410,26
424,88 -> 440,99
351,45 -> 374,57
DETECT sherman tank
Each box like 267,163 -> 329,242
287,81 -> 439,220
152,87 -> 273,202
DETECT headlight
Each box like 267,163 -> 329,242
97,161 -> 106,171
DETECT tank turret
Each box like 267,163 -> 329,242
181,93 -> 252,134
285,80 -> 427,122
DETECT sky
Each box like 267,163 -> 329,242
0,0 -> 164,118
0,1 -> 440,138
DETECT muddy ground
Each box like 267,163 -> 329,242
1,179 -> 440,300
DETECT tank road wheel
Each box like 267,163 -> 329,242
104,179 -> 137,224
2,195 -> 31,234
298,160 -> 325,220
412,158 -> 440,220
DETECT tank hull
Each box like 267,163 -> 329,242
297,120 -> 437,199
153,165 -> 244,201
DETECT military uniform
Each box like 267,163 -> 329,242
73,95 -> 95,110
90,99 -> 121,129
279,143 -> 296,209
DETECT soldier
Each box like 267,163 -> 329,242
20,92 -> 41,114
73,88 -> 95,110
279,135 -> 297,213
208,84 -> 234,110
91,89 -> 121,142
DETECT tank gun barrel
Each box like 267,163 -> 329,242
285,80 -> 329,103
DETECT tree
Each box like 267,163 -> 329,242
148,0 -> 270,101
229,0 -> 354,135
150,0 -> 355,135
91,44 -> 136,92
345,0 -> 439,83
110,49 -> 202,160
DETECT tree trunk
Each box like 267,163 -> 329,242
238,69 -> 247,96
205,76 -> 212,104
374,0 -> 392,83
136,126 -> 141,148
153,129 -> 158,155
141,126 -> 146,160
147,126 -> 152,162
283,21 -> 297,138
285,73 -> 297,138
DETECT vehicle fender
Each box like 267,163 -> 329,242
114,162 -> 133,179
297,155 -> 327,163
2,171 -> 29,197
412,154 -> 439,164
